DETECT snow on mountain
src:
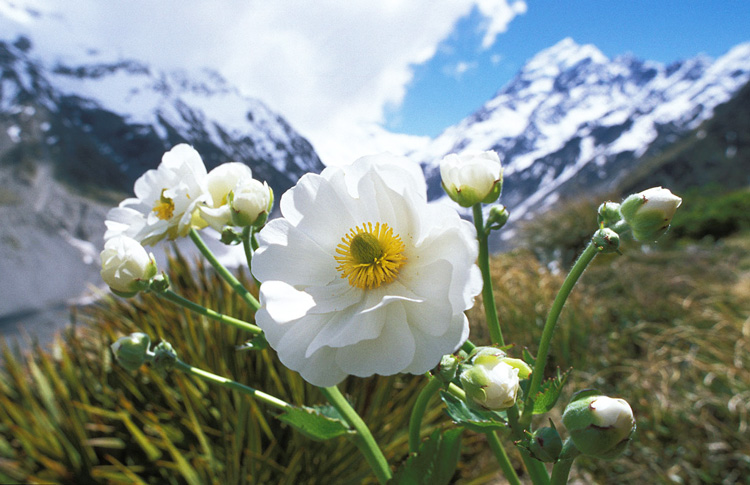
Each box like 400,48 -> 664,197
0,34 -> 324,197
415,38 -> 750,233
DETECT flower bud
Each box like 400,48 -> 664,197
592,227 -> 620,253
151,341 -> 178,374
460,347 -> 530,411
199,162 -> 255,230
487,205 -> 510,231
230,179 -> 274,227
597,201 -> 622,227
111,333 -> 151,371
562,392 -> 636,459
529,426 -> 563,463
619,187 -> 682,241
100,236 -> 157,297
435,354 -> 460,384
440,151 -> 503,207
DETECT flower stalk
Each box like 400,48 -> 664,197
319,386 -> 392,484
472,204 -> 505,346
189,228 -> 260,311
408,376 -> 443,453
174,359 -> 290,411
159,289 -> 262,335
520,241 -> 599,428
550,440 -> 581,485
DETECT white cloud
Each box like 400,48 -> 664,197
0,0 -> 526,164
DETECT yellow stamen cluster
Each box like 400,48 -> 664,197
152,189 -> 175,220
335,222 -> 406,290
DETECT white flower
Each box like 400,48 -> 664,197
105,144 -> 209,245
252,153 -> 482,387
590,396 -> 634,429
230,179 -> 273,227
619,186 -> 682,241
198,162 -> 254,230
100,235 -> 157,296
440,151 -> 503,207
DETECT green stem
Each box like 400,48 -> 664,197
486,430 -> 522,485
472,204 -> 505,346
242,226 -> 254,271
507,406 -> 550,485
174,359 -> 290,411
461,339 -> 477,354
160,290 -> 262,335
550,440 -> 581,485
319,386 -> 392,484
408,377 -> 443,452
520,241 -> 598,428
189,228 -> 260,311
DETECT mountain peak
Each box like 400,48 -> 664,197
523,37 -> 608,76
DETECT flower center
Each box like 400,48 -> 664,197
153,189 -> 175,220
335,222 -> 406,290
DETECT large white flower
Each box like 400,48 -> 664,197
252,153 -> 482,387
105,144 -> 210,245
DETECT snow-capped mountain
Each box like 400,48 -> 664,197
0,35 -> 324,196
415,38 -> 750,230
0,34 -> 323,342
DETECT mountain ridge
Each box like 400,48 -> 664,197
413,38 -> 750,235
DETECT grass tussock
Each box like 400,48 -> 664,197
1,231 -> 749,483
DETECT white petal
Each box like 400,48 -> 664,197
253,219 -> 339,287
334,302 -> 415,377
258,281 -> 315,324
403,314 -> 470,375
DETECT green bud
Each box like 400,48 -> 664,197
487,205 -> 510,231
592,227 -> 620,253
151,341 -> 178,374
562,391 -> 636,460
149,273 -> 170,293
529,426 -> 563,463
220,227 -> 243,245
597,201 -> 622,227
619,187 -> 682,241
111,333 -> 151,371
435,354 -> 460,384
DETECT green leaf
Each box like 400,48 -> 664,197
276,405 -> 352,441
532,368 -> 572,414
389,428 -> 463,485
440,391 -> 507,432
522,347 -> 536,367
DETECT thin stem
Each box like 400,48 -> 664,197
461,339 -> 477,354
486,430 -> 522,485
174,359 -> 290,411
520,241 -> 598,428
550,440 -> 581,485
319,386 -> 392,484
242,226 -> 254,271
507,406 -> 550,485
408,377 -> 443,453
472,204 -> 505,346
160,290 -> 262,335
189,228 -> 260,311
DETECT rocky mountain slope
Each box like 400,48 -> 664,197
414,38 -> 750,237
0,35 -> 324,342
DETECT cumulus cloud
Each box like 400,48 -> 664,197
0,0 -> 526,163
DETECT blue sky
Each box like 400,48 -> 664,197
390,1 -> 750,137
